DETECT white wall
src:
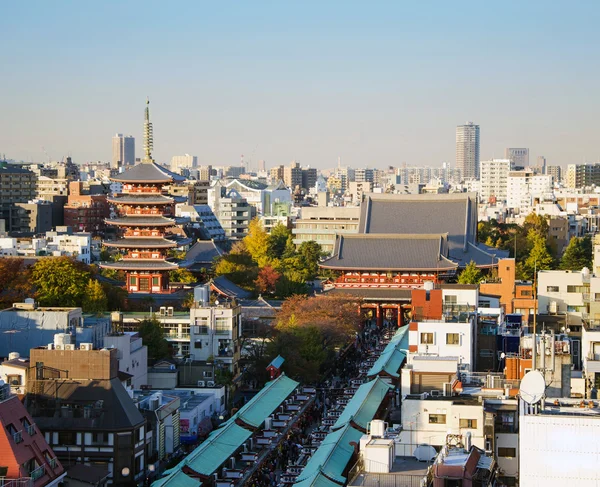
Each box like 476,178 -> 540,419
496,433 -> 518,477
520,414 -> 600,486
409,321 -> 473,369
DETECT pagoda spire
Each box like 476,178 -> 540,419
143,97 -> 154,163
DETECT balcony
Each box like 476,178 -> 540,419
26,424 -> 35,436
12,431 -> 22,444
0,479 -> 33,487
30,466 -> 45,481
48,458 -> 58,470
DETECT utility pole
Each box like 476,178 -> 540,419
532,260 -> 537,371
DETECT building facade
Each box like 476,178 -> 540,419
480,159 -> 511,203
456,122 -> 480,180
112,134 -> 135,169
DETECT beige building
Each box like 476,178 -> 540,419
292,206 -> 360,254
283,161 -> 302,190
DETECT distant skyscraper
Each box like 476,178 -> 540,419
111,134 -> 135,169
504,148 -> 529,167
456,122 -> 480,179
537,156 -> 547,174
258,160 -> 266,172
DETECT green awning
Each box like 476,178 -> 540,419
152,470 -> 202,487
332,377 -> 393,432
294,470 -> 345,487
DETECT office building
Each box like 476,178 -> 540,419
0,164 -> 37,232
355,168 -> 374,183
504,147 -> 529,167
480,158 -> 512,203
269,165 -> 284,184
566,163 -> 600,189
537,155 -> 547,174
301,167 -> 318,191
283,161 -> 302,190
170,154 -> 197,173
111,134 -> 135,169
456,122 -> 480,179
292,206 -> 361,254
547,165 -> 562,183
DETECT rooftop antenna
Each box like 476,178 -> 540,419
143,97 -> 154,164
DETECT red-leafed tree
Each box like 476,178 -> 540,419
0,258 -> 34,308
254,265 -> 281,294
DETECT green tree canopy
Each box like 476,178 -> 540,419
31,257 -> 91,307
559,236 -> 592,271
82,279 -> 108,314
523,229 -> 554,280
268,224 -> 292,260
138,318 -> 171,360
297,241 -> 323,280
169,268 -> 197,284
457,261 -> 483,284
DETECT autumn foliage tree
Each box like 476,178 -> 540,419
30,257 -> 91,307
0,258 -> 33,307
82,279 -> 108,314
254,265 -> 281,294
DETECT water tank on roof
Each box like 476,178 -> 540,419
370,420 -> 386,438
54,333 -> 72,347
423,281 -> 434,291
194,284 -> 210,307
582,267 -> 590,277
8,352 -> 20,361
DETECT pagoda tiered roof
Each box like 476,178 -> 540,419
111,162 -> 186,184
107,194 -> 174,205
101,260 -> 179,271
105,216 -> 176,226
104,238 -> 179,249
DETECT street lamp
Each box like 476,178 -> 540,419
121,467 -> 130,478
146,464 -> 155,486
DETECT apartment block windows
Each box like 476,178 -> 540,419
546,286 -> 559,292
498,447 -> 517,458
429,414 -> 446,424
420,333 -> 434,345
215,317 -> 229,335
446,333 -> 460,345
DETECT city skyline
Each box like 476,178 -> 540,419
2,1 -> 599,169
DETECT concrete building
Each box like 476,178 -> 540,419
0,302 -> 110,358
63,182 -> 110,235
207,184 -> 251,239
566,162 -> 600,189
536,155 -> 547,174
26,346 -> 149,485
112,134 -> 135,169
520,399 -> 600,486
546,165 -> 562,183
0,164 -> 37,232
162,390 -> 217,444
213,179 -> 291,217
537,269 -> 590,325
269,165 -> 284,184
292,206 -> 361,254
504,147 -> 529,167
479,158 -> 511,203
506,170 -> 552,213
456,122 -> 480,180
104,333 -> 148,389
12,200 -> 53,234
348,181 -> 373,204
301,167 -> 318,192
176,204 -> 226,241
0,353 -> 29,394
170,154 -> 197,173
355,168 -> 374,183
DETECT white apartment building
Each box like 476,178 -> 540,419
171,154 -> 198,173
507,170 -> 553,213
176,204 -> 226,241
45,231 -> 91,263
104,332 -> 148,389
189,301 -> 242,374
208,184 -> 251,239
537,269 -> 590,325
480,159 -> 511,203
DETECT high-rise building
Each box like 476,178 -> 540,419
355,168 -> 374,183
284,161 -> 302,189
270,165 -> 284,183
546,165 -> 562,183
537,156 -> 547,174
111,134 -> 135,169
170,154 -> 197,173
566,163 -> 600,189
0,164 -> 37,231
258,160 -> 266,172
301,167 -> 318,191
480,159 -> 512,203
456,122 -> 480,179
504,148 -> 529,167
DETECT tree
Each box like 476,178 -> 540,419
213,241 -> 258,289
457,261 -> 483,284
523,229 -> 555,280
30,257 -> 91,307
82,279 -> 107,314
297,241 -> 323,279
0,258 -> 33,307
243,218 -> 271,267
560,236 -> 592,271
268,224 -> 292,260
254,266 -> 281,294
138,318 -> 171,360
169,268 -> 197,284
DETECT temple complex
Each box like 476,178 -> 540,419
101,100 -> 190,293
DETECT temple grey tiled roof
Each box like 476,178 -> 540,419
103,238 -> 178,248
211,275 -> 252,299
107,194 -> 174,204
105,216 -> 175,226
320,234 -> 458,271
100,260 -> 178,270
356,193 -> 499,267
111,162 -> 186,183
180,240 -> 223,268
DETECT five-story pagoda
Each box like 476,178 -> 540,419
101,99 -> 189,293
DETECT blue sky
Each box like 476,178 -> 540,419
1,1 -> 599,169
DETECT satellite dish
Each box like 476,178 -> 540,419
519,370 -> 546,405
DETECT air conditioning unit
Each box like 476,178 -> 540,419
159,306 -> 166,316
167,307 -> 174,316
197,381 -> 205,387
430,390 -> 443,397
80,343 -> 93,351
64,344 -> 76,351
54,344 -> 64,350
207,381 -> 216,387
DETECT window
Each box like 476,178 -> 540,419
58,431 -> 76,445
567,285 -> 588,293
92,432 -> 106,444
445,295 -> 457,304
459,419 -> 477,429
130,276 -> 137,285
520,290 -> 532,297
429,414 -> 446,424
194,340 -> 202,349
420,333 -> 434,344
446,333 -> 460,345
497,447 -> 517,458
215,317 -> 229,335
546,286 -> 559,292
152,276 -> 159,286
